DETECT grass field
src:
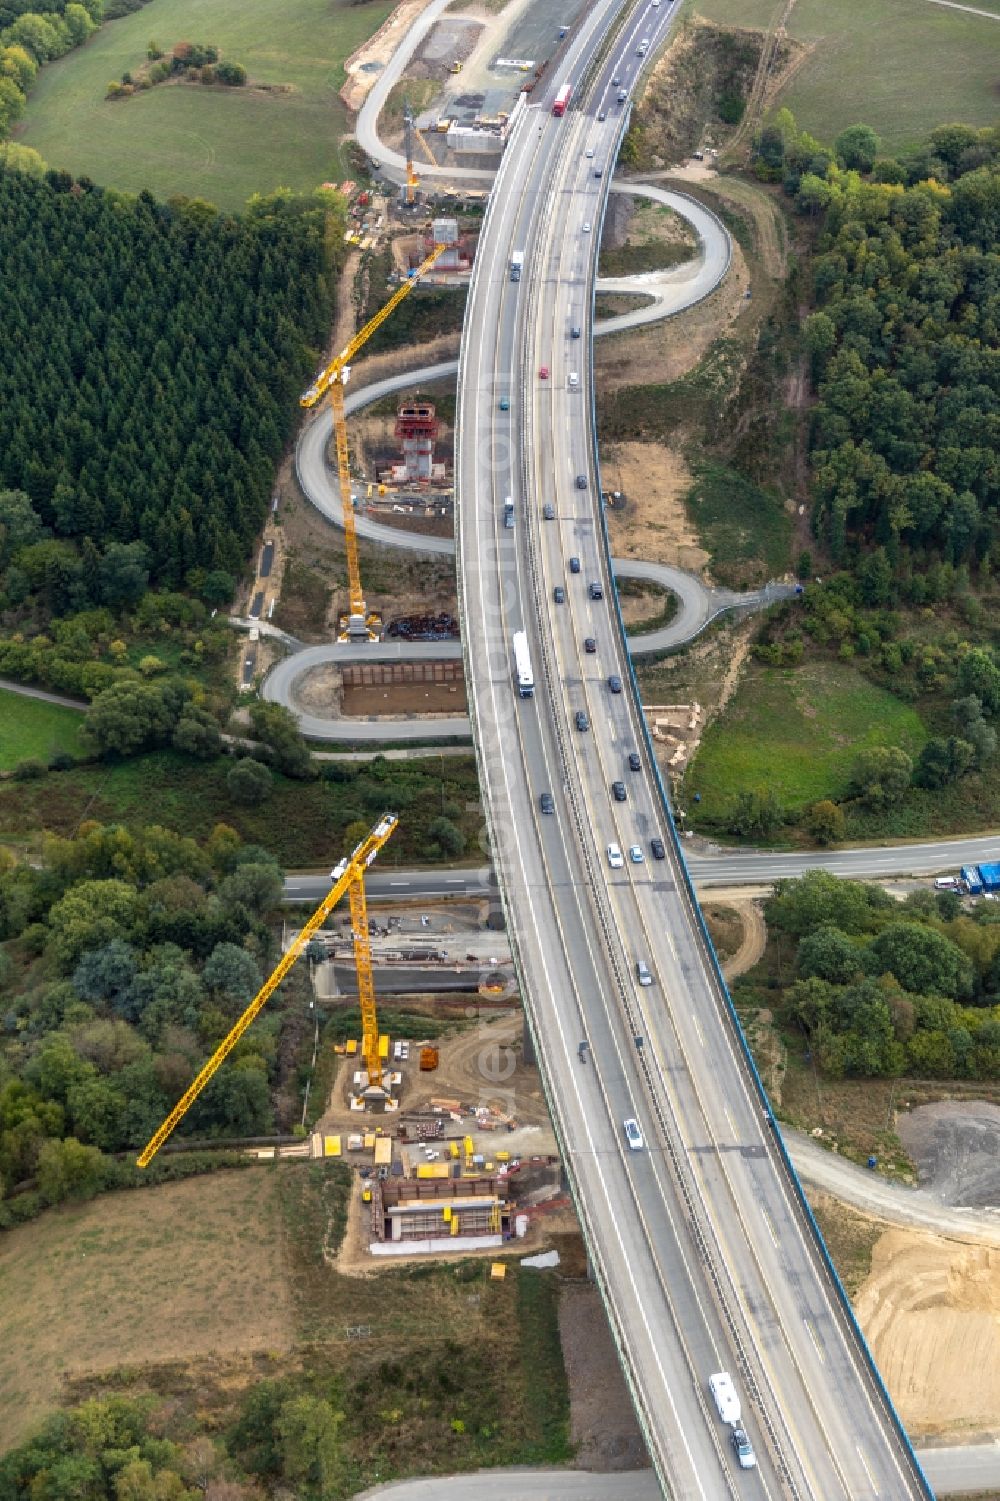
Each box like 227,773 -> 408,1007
16,0 -> 395,209
0,1164 -> 571,1478
0,688 -> 86,772
684,461 -> 791,588
694,0 -> 1000,148
685,661 -> 927,820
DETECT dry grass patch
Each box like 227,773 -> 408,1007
0,1171 -> 294,1453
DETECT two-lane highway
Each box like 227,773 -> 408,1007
454,1 -> 933,1498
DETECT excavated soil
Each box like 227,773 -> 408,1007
560,1282 -> 651,1472
604,444 -> 707,573
856,1226 -> 1000,1439
342,681 -> 467,716
897,1101 -> 1000,1210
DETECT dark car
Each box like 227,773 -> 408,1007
571,324 -> 582,338
576,474 -> 587,490
730,1427 -> 756,1471
543,502 -> 555,520
650,837 -> 666,860
628,751 -> 641,771
584,636 -> 597,653
539,792 -> 555,814
569,555 -> 581,573
553,586 -> 565,604
608,674 -> 622,693
611,781 -> 627,802
589,580 -> 604,600
575,710 -> 590,732
598,111 -> 607,122
594,166 -> 603,177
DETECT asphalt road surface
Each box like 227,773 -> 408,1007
283,831 -> 999,904
451,0 -> 931,1492
350,1449 -> 1000,1501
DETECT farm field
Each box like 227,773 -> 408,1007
0,687 -> 86,772
685,661 -> 927,821
16,0 -> 395,209
694,0 -> 1000,147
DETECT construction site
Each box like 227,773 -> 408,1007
136,813 -> 562,1263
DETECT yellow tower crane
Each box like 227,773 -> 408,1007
403,103 -> 420,205
300,241 -> 448,642
136,813 -> 398,1168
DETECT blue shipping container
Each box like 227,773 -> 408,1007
977,861 -> 1000,892
962,866 -> 984,893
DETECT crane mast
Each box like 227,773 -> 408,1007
300,242 -> 448,640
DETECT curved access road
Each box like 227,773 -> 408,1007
348,1447 -> 999,1501
262,640 -> 470,742
595,184 -> 732,335
355,0 -> 492,183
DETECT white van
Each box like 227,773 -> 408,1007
568,372 -> 579,388
708,1371 -> 741,1426
934,876 -> 958,889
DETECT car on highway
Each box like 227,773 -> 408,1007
582,221 -> 591,233
594,166 -> 603,177
612,74 -> 621,84
571,324 -> 581,338
589,579 -> 603,599
608,674 -> 622,693
539,365 -> 549,379
623,1117 -> 644,1150
499,396 -> 509,411
584,636 -> 596,653
575,709 -> 590,731
650,837 -> 666,860
628,751 -> 641,771
539,792 -> 555,814
598,110 -> 607,121
576,474 -> 587,489
553,585 -> 566,604
585,147 -> 594,158
611,780 -> 627,802
636,959 -> 653,986
607,843 -> 624,869
731,1428 -> 756,1470
569,555 -> 581,573
629,845 -> 644,864
543,502 -> 556,519
568,372 -> 579,388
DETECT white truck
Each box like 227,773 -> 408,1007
510,250 -> 524,282
513,630 -> 534,698
708,1371 -> 741,1426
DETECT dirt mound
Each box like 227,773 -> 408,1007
856,1227 -> 1000,1438
898,1100 -> 1000,1209
632,19 -> 797,169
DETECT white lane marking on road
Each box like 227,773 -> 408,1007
805,1317 -> 826,1364
761,1208 -> 779,1248
856,1444 -> 879,1494
691,1012 -> 705,1045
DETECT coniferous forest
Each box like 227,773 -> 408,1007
0,170 -> 344,606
